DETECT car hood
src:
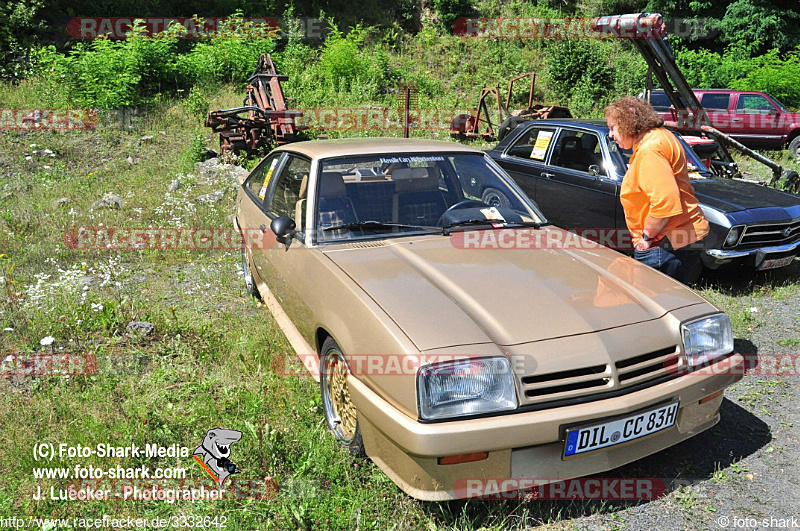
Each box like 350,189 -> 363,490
692,178 -> 800,213
323,229 -> 705,350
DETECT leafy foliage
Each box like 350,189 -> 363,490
434,0 -> 473,31
677,42 -> 800,108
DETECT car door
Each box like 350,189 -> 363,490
534,127 -> 619,230
496,123 -> 559,205
730,93 -> 782,148
239,151 -> 285,274
698,92 -> 732,133
241,152 -> 315,327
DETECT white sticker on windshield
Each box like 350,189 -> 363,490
480,207 -> 506,222
379,156 -> 444,164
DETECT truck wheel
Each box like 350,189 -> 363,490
789,136 -> 800,162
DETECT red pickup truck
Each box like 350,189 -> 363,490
649,89 -> 800,158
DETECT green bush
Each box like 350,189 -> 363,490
434,0 -> 473,32
28,16 -> 275,109
676,42 -> 800,108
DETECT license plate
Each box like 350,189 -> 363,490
758,255 -> 796,270
563,402 -> 679,458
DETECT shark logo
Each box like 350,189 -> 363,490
193,428 -> 242,485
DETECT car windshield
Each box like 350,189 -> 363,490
315,152 -> 544,242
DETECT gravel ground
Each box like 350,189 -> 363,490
565,264 -> 800,530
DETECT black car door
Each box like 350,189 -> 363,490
534,127 -> 619,231
495,123 -> 559,204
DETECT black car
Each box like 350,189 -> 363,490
485,119 -> 800,271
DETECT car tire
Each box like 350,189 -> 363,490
481,187 -> 511,209
320,337 -> 366,458
789,135 -> 800,162
498,116 -> 525,141
241,246 -> 260,298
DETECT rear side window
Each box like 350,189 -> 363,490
507,127 -> 557,161
700,93 -> 730,110
648,92 -> 672,111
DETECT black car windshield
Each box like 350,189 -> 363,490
316,152 -> 544,242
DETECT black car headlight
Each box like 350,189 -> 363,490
417,357 -> 517,421
681,314 -> 734,367
724,226 -> 743,247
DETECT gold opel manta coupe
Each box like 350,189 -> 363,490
234,138 -> 744,501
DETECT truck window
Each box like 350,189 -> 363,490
737,94 -> 775,113
700,93 -> 730,110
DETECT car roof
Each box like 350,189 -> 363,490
650,88 -> 758,94
518,119 -> 610,131
273,138 -> 483,159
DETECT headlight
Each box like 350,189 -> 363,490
681,314 -> 734,367
417,357 -> 517,421
724,226 -> 742,247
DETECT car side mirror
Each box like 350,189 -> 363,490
588,164 -> 601,178
270,216 -> 296,250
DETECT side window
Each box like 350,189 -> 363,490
737,94 -> 775,113
700,93 -> 730,110
507,127 -> 556,161
266,155 -> 311,220
551,131 -> 606,176
649,92 -> 672,111
245,153 -> 283,205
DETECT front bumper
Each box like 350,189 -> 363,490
705,239 -> 800,268
350,353 -> 745,501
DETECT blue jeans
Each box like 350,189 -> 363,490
634,237 -> 704,284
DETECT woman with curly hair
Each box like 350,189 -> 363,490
605,96 -> 709,283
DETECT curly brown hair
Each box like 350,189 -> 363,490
604,96 -> 664,139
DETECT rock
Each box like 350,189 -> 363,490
126,155 -> 135,165
53,197 -> 71,208
194,190 -> 225,204
169,180 -> 181,191
127,321 -> 154,336
204,148 -> 219,159
91,193 -> 123,210
195,158 -> 249,185
139,135 -> 154,142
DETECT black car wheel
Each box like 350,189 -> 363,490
320,337 -> 365,457
481,187 -> 511,209
241,246 -> 260,298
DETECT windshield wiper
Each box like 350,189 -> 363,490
323,220 -> 439,233
442,219 -> 547,235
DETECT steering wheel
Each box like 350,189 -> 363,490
443,199 -> 488,213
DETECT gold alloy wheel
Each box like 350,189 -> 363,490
325,351 -> 358,441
